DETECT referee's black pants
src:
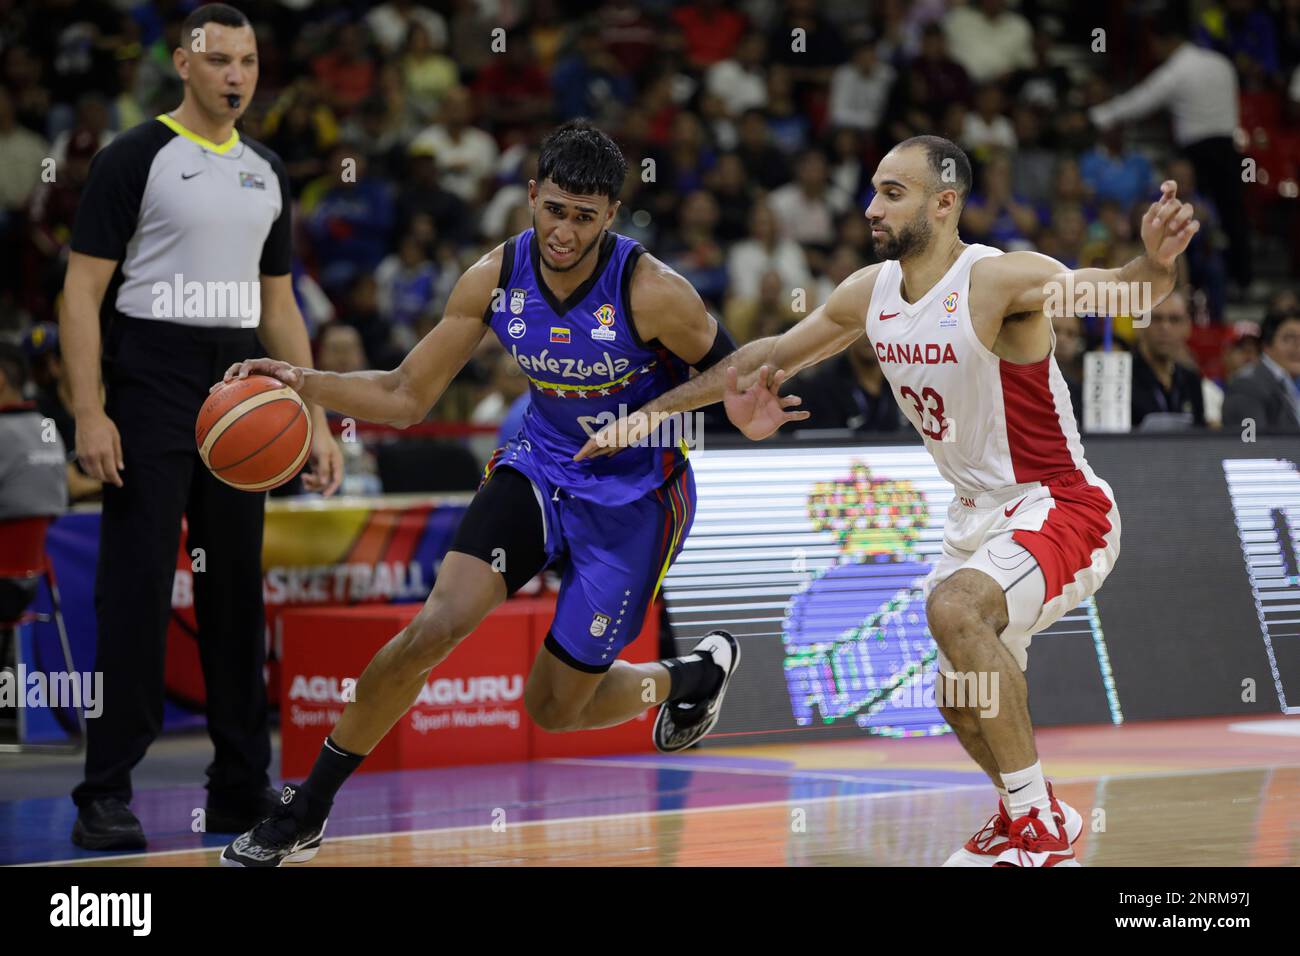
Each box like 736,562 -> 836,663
72,317 -> 271,809
1183,135 -> 1253,290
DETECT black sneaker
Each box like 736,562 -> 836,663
205,786 -> 281,834
653,630 -> 740,753
220,784 -> 327,867
71,797 -> 147,851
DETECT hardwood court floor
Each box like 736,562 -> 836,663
11,716 -> 1300,867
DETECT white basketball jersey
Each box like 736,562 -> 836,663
865,244 -> 1089,494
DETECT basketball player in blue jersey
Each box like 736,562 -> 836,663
217,121 -> 743,866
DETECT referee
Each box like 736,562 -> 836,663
60,3 -> 342,850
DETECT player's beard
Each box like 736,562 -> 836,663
870,208 -> 932,261
534,214 -> 603,273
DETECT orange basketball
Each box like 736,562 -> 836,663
196,374 -> 312,492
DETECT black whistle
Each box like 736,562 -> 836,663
226,94 -> 241,108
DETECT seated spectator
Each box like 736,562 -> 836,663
472,30 -> 551,142
0,343 -> 68,620
796,333 -> 902,433
367,0 -> 448,58
705,32 -> 768,119
1038,203 -> 1087,268
0,85 -> 49,225
1131,290 -> 1206,429
1009,105 -> 1057,207
1164,156 -> 1227,319
479,147 -> 538,243
907,21 -> 973,113
302,144 -> 396,296
315,322 -> 369,375
828,40 -> 896,133
401,22 -> 460,123
409,87 -> 499,205
705,151 -> 756,242
812,244 -> 864,310
398,145 -> 471,246
550,29 -> 635,123
661,190 -> 728,310
767,149 -> 852,254
1195,0 -> 1282,83
597,0 -> 659,80
1078,125 -> 1154,209
340,94 -> 409,182
735,109 -> 792,190
765,0 -> 849,87
263,83 -> 338,197
22,323 -> 99,502
1008,28 -> 1072,111
764,65 -> 811,155
962,152 -> 1040,250
726,203 -> 812,306
961,84 -> 1017,160
726,269 -> 799,343
942,0 -> 1035,85
311,20 -> 378,115
1222,322 -> 1262,382
674,0 -> 748,69
1223,307 -> 1300,434
26,127 -> 97,317
50,94 -> 114,166
663,112 -> 716,196
375,232 -> 440,351
828,127 -> 871,209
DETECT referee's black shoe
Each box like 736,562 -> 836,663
205,785 -> 283,833
221,784 -> 327,867
71,797 -> 147,851
653,630 -> 741,753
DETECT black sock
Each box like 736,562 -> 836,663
299,736 -> 364,822
663,652 -> 725,704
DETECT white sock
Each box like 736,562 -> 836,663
994,784 -> 1009,809
1001,762 -> 1056,834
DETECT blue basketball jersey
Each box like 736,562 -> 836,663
484,229 -> 691,504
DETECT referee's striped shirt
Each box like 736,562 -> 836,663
70,113 -> 292,329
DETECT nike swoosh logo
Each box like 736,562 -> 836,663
182,171 -> 203,180
1004,498 -> 1026,517
879,312 -> 899,321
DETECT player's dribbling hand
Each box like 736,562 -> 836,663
213,358 -> 305,392
724,365 -> 809,441
1141,180 -> 1200,269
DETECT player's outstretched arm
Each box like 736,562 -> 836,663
575,263 -> 879,457
217,246 -> 499,427
990,180 -> 1198,320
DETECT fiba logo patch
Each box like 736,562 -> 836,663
590,613 -> 611,637
239,171 -> 266,190
510,288 -> 527,315
508,317 -> 527,339
592,304 -> 617,342
943,292 -> 959,313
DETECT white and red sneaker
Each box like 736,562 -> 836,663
992,806 -> 1079,867
943,782 -> 1082,867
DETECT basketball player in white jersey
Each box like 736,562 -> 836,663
577,135 -> 1200,866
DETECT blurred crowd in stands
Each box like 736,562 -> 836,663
1,0 -> 1298,501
